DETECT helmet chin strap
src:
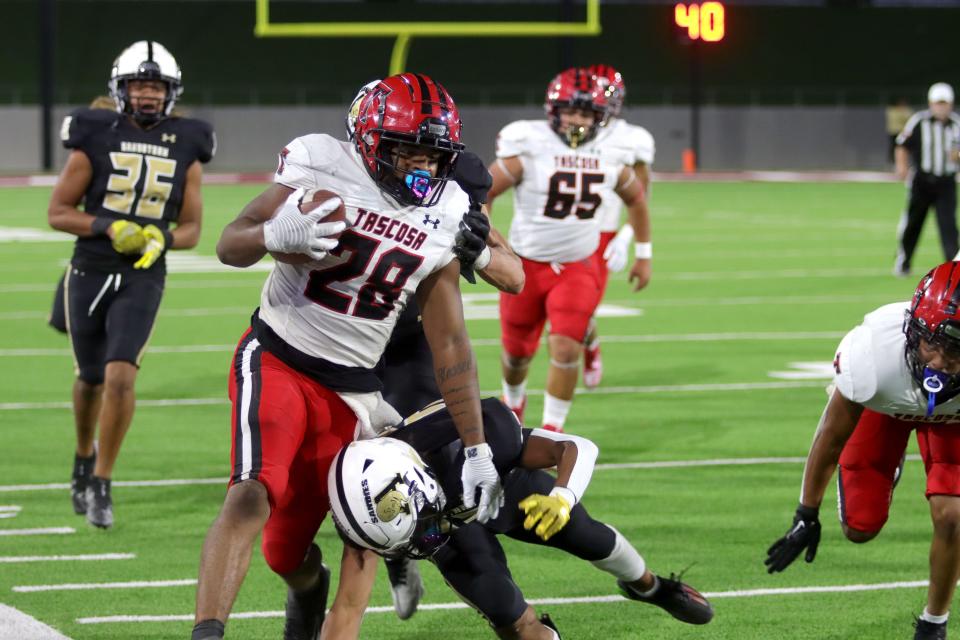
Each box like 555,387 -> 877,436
923,367 -> 950,416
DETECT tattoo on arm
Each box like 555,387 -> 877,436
436,358 -> 473,384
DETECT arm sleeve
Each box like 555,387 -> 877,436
833,325 -> 878,405
527,428 -> 599,504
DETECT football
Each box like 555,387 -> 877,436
270,188 -> 348,265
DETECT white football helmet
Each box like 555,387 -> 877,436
328,438 -> 448,558
345,79 -> 381,141
108,41 -> 183,123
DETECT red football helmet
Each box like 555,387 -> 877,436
587,64 -> 626,124
353,73 -> 464,207
904,262 -> 960,399
544,68 -> 608,149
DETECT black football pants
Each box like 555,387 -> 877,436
897,176 -> 958,272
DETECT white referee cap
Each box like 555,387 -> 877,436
928,82 -> 954,104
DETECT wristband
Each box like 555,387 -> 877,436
634,242 -> 652,259
161,228 -> 174,251
550,486 -> 577,507
465,442 -> 492,460
474,246 -> 492,271
90,217 -> 112,236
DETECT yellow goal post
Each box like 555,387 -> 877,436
254,0 -> 601,75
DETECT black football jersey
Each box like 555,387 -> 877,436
388,397 -> 530,522
61,108 -> 215,271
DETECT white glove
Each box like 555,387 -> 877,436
263,189 -> 347,261
461,443 -> 504,523
603,224 -> 634,272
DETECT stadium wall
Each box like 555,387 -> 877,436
3,2 -> 956,107
1,105 -> 887,173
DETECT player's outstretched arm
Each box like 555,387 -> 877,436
47,150 -> 97,237
486,157 -> 523,214
216,183 -> 294,267
476,220 -> 524,294
799,389 -> 863,511
517,429 -> 600,541
418,261 -> 503,522
320,544 -> 378,640
615,165 -> 651,292
765,389 -> 863,573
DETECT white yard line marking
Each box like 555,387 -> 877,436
0,528 -> 74,537
0,398 -> 228,411
0,381 -> 825,412
0,456 -> 924,494
660,267 -> 888,280
0,478 -> 223,492
0,506 -> 20,520
768,361 -> 835,380
72,578 -> 936,624
0,604 -> 72,639
0,553 -> 135,564
13,579 -> 196,593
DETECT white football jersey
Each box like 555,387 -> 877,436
834,302 -> 960,421
496,120 -> 627,263
262,133 -> 467,369
593,118 -> 656,232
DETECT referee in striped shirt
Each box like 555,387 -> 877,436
894,82 -> 960,276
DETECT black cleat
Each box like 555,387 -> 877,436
539,613 -> 562,638
85,476 -> 113,529
283,560 -> 331,640
618,574 -> 714,625
914,618 -> 947,640
71,453 -> 95,515
385,555 -> 424,620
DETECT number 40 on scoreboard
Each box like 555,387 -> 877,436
674,1 -> 725,42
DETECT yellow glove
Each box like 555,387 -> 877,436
133,224 -> 167,269
108,220 -> 146,254
519,487 -> 574,542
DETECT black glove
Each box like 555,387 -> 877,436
452,151 -> 493,205
765,504 -> 821,574
454,209 -> 491,283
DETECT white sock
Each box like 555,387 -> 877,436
921,608 -> 949,624
542,393 -> 572,428
591,526 -> 646,582
502,380 -> 526,408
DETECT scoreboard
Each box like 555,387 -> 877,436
675,2 -> 726,42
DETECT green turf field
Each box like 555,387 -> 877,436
0,180 -> 951,639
